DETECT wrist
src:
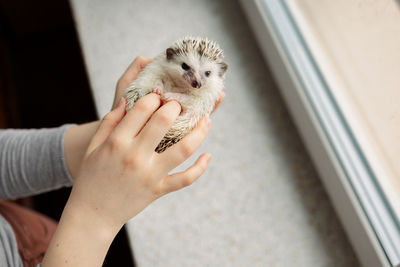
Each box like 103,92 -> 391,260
62,195 -> 123,241
64,121 -> 101,179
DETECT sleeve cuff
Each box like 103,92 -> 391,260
58,124 -> 77,187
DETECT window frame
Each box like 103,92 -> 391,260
240,1 -> 400,266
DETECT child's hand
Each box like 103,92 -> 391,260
43,56 -> 217,267
66,94 -> 212,233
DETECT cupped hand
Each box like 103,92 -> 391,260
66,94 -> 212,232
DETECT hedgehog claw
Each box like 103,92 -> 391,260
152,88 -> 162,96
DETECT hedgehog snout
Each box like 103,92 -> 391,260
184,70 -> 202,88
190,73 -> 202,88
191,80 -> 201,88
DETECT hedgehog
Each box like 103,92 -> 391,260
125,36 -> 228,153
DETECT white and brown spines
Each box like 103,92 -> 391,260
171,36 -> 224,62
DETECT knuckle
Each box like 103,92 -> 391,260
151,184 -> 164,196
122,154 -> 143,169
140,176 -> 153,188
180,143 -> 194,158
107,136 -> 125,151
156,112 -> 172,126
134,99 -> 155,113
181,174 -> 194,187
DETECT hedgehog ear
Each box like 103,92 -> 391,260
166,48 -> 176,60
218,62 -> 228,77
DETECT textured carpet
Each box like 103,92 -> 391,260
70,0 -> 359,266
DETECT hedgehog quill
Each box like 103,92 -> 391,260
125,37 -> 228,153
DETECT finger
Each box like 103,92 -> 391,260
113,56 -> 154,108
117,56 -> 153,90
212,91 -> 225,113
156,117 -> 211,172
161,153 -> 211,194
135,100 -> 181,152
112,93 -> 161,140
87,98 -> 126,155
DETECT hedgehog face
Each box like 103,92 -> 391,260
166,47 -> 228,92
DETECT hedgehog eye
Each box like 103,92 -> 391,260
205,71 -> 211,77
181,63 -> 190,70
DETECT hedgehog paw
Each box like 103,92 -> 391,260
152,88 -> 162,96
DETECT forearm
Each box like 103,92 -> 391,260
64,121 -> 100,179
41,198 -> 121,267
43,122 -> 120,266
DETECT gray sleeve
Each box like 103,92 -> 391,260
0,216 -> 23,267
0,125 -> 75,200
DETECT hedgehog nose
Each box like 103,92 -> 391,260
191,80 -> 201,88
